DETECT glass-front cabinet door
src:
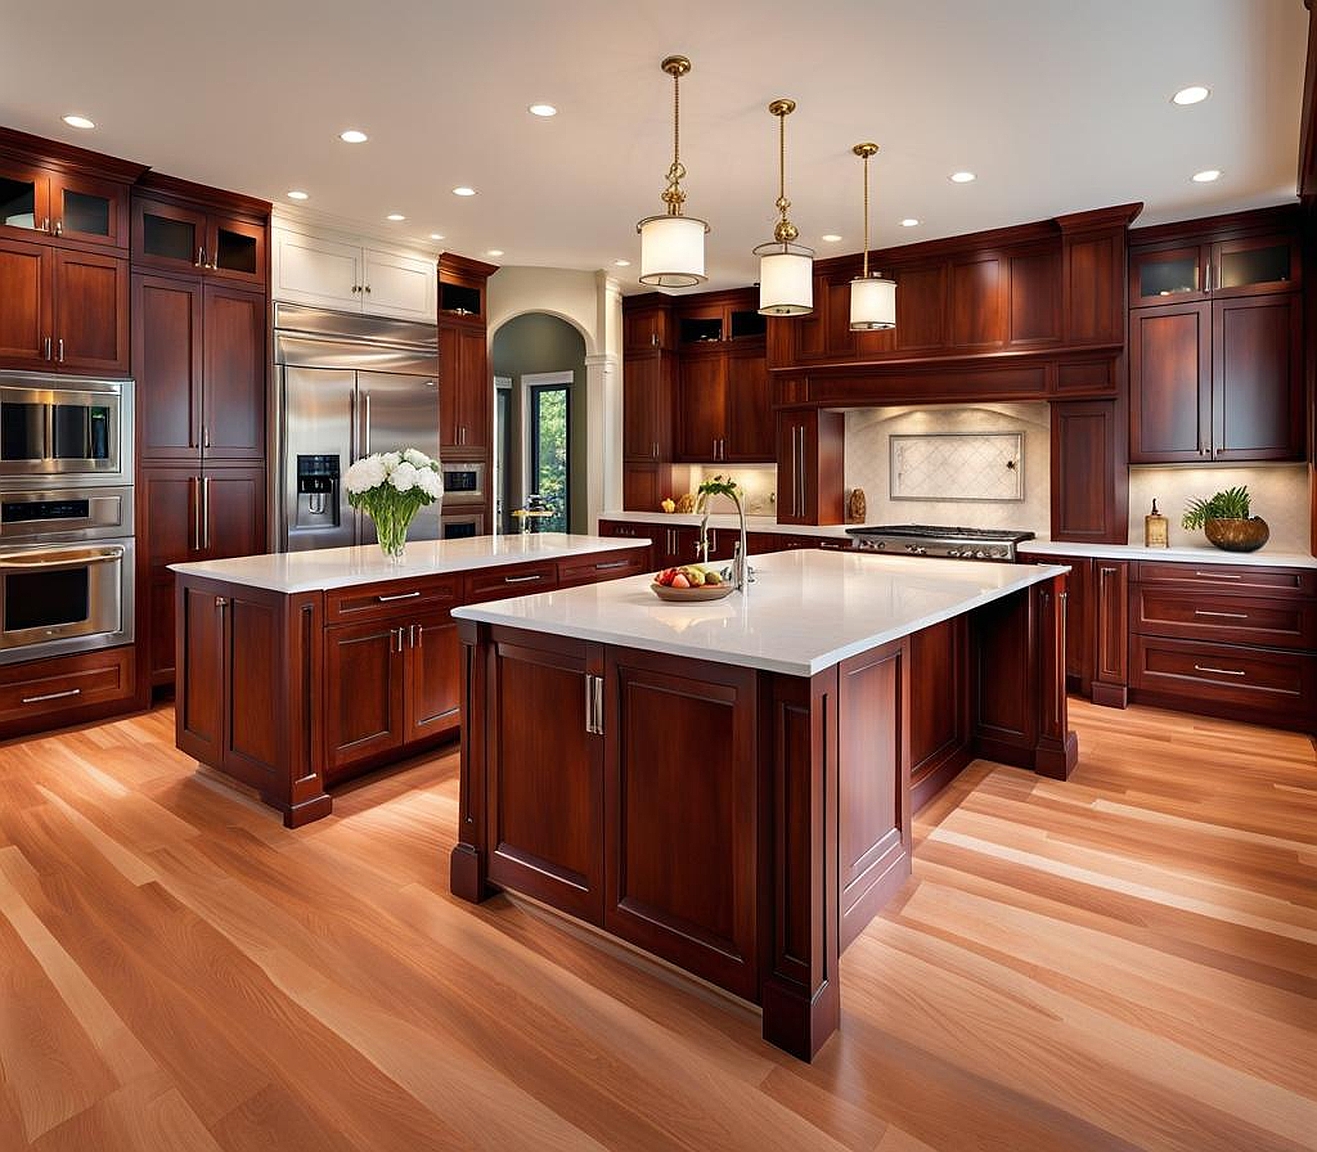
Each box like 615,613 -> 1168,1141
1212,233 -> 1301,298
1129,245 -> 1204,306
50,174 -> 126,249
0,161 -> 52,240
132,197 -> 208,274
208,216 -> 265,286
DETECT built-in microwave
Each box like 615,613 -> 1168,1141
0,373 -> 132,486
440,461 -> 485,503
441,511 -> 485,539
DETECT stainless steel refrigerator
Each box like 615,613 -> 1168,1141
275,304 -> 442,552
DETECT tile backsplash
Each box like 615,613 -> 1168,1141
1128,464 -> 1310,552
845,403 -> 1052,531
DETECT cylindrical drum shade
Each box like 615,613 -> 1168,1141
638,215 -> 708,287
849,274 -> 896,330
758,249 -> 814,315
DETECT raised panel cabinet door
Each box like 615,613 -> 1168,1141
134,274 -> 203,462
0,236 -> 52,368
53,250 -> 128,373
362,249 -> 436,321
622,349 -> 666,461
440,325 -> 489,452
176,581 -> 224,764
724,348 -> 773,461
1094,561 -> 1128,685
140,469 -> 201,683
406,611 -> 461,742
49,172 -> 128,249
272,229 -> 362,308
1212,294 -> 1304,461
603,650 -> 759,1000
324,620 -> 406,773
1129,302 -> 1211,462
199,468 -> 266,561
202,284 -> 266,461
132,197 -> 207,275
674,352 -> 727,461
487,634 -> 604,924
949,254 -> 1006,348
894,262 -> 947,352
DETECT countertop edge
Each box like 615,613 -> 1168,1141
1019,540 -> 1317,569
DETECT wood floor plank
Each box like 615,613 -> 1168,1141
0,699 -> 1311,1150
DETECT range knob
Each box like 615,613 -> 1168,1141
974,549 -> 988,559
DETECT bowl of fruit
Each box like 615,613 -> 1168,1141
651,564 -> 734,602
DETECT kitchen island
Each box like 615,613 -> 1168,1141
450,549 -> 1075,1060
169,534 -> 648,825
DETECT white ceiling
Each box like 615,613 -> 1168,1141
0,0 -> 1307,293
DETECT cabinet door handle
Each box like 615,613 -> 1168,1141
584,673 -> 604,735
203,424 -> 210,450
377,590 -> 421,602
202,477 -> 211,549
215,596 -> 228,610
1204,259 -> 1211,293
21,687 -> 81,705
594,560 -> 630,570
57,338 -> 64,363
196,247 -> 205,268
408,623 -> 417,648
1194,663 -> 1244,677
192,476 -> 201,551
39,216 -> 51,234
1194,571 -> 1240,580
44,336 -> 52,361
584,675 -> 596,734
1194,609 -> 1249,619
503,573 -> 542,584
52,219 -> 63,237
652,441 -> 658,459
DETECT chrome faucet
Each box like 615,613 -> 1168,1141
696,476 -> 751,593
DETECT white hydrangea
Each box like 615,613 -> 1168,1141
380,450 -> 402,471
343,454 -> 386,494
389,462 -> 420,492
403,447 -> 432,469
414,466 -> 443,499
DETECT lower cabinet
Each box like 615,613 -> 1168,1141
1092,559 -> 1129,707
0,646 -> 135,736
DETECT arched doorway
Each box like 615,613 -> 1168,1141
489,313 -> 587,534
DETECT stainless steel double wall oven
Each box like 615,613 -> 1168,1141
0,373 -> 135,665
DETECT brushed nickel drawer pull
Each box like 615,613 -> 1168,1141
1194,571 -> 1240,579
595,560 -> 630,570
1193,664 -> 1245,677
22,687 -> 82,704
376,591 -> 421,602
1193,610 -> 1249,619
503,574 -> 542,584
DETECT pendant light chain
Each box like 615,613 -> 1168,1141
861,149 -> 871,278
662,59 -> 688,217
769,99 -> 799,245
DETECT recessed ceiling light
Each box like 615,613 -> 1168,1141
339,129 -> 368,144
528,103 -> 558,117
900,218 -> 921,227
821,234 -> 843,243
486,249 -> 504,257
452,186 -> 477,197
286,190 -> 310,201
613,259 -> 631,267
1192,169 -> 1222,183
386,213 -> 406,221
949,171 -> 976,183
62,114 -> 95,130
1172,85 -> 1211,106
429,232 -> 445,241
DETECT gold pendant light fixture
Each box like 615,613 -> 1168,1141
754,98 -> 814,316
849,142 -> 897,330
637,55 -> 709,288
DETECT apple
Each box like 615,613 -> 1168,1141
672,573 -> 691,589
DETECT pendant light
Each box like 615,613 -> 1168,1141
637,55 -> 709,288
755,98 -> 813,315
849,142 -> 896,330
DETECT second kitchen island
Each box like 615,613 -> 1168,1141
450,549 -> 1075,1060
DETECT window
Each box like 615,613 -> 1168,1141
528,382 -> 569,534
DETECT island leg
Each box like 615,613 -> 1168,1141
451,622 -> 492,903
1034,576 -> 1079,780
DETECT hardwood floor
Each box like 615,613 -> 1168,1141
0,700 -> 1313,1151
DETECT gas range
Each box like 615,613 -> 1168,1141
845,524 -> 1035,562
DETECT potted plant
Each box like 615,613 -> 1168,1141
344,448 -> 444,562
1180,485 -> 1269,552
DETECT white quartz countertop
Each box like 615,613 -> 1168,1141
452,549 -> 1067,677
1019,540 -> 1317,570
169,534 -> 645,593
599,511 -> 854,538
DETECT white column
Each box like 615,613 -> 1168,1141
587,270 -> 624,529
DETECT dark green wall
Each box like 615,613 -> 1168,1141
490,313 -> 588,533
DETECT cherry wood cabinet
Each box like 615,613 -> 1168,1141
673,346 -> 772,463
1092,560 -> 1129,708
132,195 -> 266,287
437,254 -> 496,464
622,348 -> 672,462
0,645 -> 136,740
0,236 -> 127,373
776,408 -> 845,525
201,284 -> 266,461
623,300 -> 671,352
1129,229 -> 1301,307
324,618 -> 408,773
1050,400 -> 1127,544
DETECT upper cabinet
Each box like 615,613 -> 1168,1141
1129,207 -> 1305,464
0,153 -> 134,251
437,253 -> 497,460
272,224 -> 437,322
134,196 -> 266,287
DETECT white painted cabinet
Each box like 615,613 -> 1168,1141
272,226 -> 436,322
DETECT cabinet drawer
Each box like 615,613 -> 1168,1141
0,646 -> 134,723
325,575 -> 460,624
1130,635 -> 1316,721
1133,561 -> 1315,596
1132,588 -> 1317,650
462,561 -> 558,603
556,550 -> 647,589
